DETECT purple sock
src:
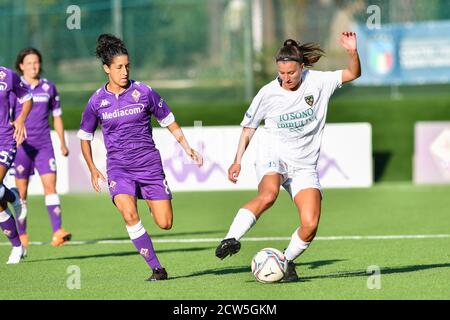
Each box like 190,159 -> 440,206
0,210 -> 21,247
127,222 -> 162,270
17,217 -> 27,235
47,205 -> 62,232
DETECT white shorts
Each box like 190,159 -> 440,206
254,149 -> 322,199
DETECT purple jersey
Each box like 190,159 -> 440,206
0,67 -> 32,143
78,81 -> 175,174
11,78 -> 61,146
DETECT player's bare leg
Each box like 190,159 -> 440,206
283,188 -> 322,281
14,177 -> 29,251
146,199 -> 173,230
141,199 -> 173,280
40,173 -> 71,246
114,194 -> 167,281
216,173 -> 282,259
0,166 -> 24,264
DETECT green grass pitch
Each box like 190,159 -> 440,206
1,183 -> 449,300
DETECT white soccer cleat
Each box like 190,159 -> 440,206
10,188 -> 22,218
6,245 -> 24,264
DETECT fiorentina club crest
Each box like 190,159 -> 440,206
16,165 -> 25,174
0,71 -> 6,80
109,180 -> 117,191
140,248 -> 149,258
305,95 -> 314,106
3,229 -> 12,237
132,89 -> 141,102
42,83 -> 50,92
53,207 -> 62,216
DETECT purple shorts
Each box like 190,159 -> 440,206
13,142 -> 56,178
0,142 -> 17,169
107,170 -> 172,202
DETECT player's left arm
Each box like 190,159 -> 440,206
11,71 -> 33,145
167,121 -> 203,167
53,116 -> 69,156
340,32 -> 361,84
50,85 -> 69,156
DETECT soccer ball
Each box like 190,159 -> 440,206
251,248 -> 287,283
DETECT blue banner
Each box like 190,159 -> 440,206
354,20 -> 450,85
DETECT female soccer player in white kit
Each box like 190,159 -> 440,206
215,32 -> 361,281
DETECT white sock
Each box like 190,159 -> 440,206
224,208 -> 257,241
284,228 -> 311,261
126,220 -> 146,240
0,185 -> 5,200
0,208 -> 13,223
45,194 -> 60,206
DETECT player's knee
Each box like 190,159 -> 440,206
156,220 -> 172,230
43,187 -> 57,195
259,192 -> 277,207
302,220 -> 319,231
122,209 -> 139,225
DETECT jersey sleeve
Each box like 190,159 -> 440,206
50,83 -> 62,117
77,97 -> 98,141
240,88 -> 266,128
319,70 -> 343,97
8,91 -> 19,120
147,88 -> 175,127
10,71 -> 32,104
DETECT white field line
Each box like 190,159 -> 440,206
1,234 -> 449,246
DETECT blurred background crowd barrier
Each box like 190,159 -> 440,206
1,0 -> 449,186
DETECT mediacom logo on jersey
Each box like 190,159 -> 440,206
101,104 -> 144,120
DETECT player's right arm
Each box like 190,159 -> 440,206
228,127 -> 257,183
229,87 -> 266,183
77,95 -> 105,192
80,140 -> 106,192
12,99 -> 32,146
10,71 -> 33,145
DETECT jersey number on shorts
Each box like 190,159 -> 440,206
49,158 -> 57,171
163,179 -> 171,195
0,151 -> 9,164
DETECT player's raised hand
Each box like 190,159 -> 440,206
339,32 -> 357,51
90,167 -> 106,192
228,163 -> 241,184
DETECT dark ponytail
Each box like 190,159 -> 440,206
95,34 -> 128,66
276,39 -> 325,67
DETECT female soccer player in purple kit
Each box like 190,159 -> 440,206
0,65 -> 33,264
11,48 -> 71,252
78,34 -> 203,281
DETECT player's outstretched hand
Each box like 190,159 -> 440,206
90,167 -> 106,192
339,32 -> 357,51
228,163 -> 241,184
12,120 -> 27,146
189,148 -> 203,167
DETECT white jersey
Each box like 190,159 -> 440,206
241,69 -> 343,169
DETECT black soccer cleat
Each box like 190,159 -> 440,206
283,260 -> 299,282
215,238 -> 241,260
147,268 -> 168,281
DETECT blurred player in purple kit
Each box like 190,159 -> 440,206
11,48 -> 71,252
0,66 -> 33,264
78,34 -> 203,281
